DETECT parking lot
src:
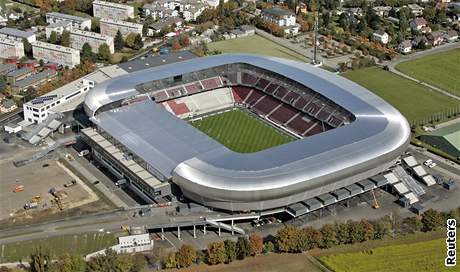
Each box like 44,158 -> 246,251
0,144 -> 98,222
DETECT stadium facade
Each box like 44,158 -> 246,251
82,54 -> 411,212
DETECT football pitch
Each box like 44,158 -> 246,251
191,109 -> 294,153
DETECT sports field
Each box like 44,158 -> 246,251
319,238 -> 449,272
343,67 -> 459,122
208,35 -> 310,62
396,48 -> 460,97
0,232 -> 116,263
191,109 -> 294,153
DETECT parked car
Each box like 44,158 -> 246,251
424,159 -> 433,166
428,162 -> 437,168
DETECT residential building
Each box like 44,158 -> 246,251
408,4 -> 424,16
444,30 -> 458,42
100,18 -> 143,37
261,7 -> 299,35
45,21 -> 72,39
183,4 -> 206,21
410,17 -> 427,31
372,30 -> 389,44
6,67 -> 33,84
429,31 -> 444,46
0,99 -> 17,113
373,6 -> 392,17
398,40 -> 412,53
46,12 -> 92,30
0,27 -> 36,43
70,29 -> 114,54
32,41 -> 80,68
412,35 -> 429,48
147,17 -> 183,35
85,234 -> 153,261
207,0 -> 228,7
12,69 -> 57,92
0,37 -> 24,59
93,0 -> 135,20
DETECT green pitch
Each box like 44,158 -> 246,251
396,48 -> 460,97
191,109 -> 294,153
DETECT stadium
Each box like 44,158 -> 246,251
82,54 -> 411,213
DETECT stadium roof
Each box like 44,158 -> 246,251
117,51 -> 196,73
85,54 -> 410,210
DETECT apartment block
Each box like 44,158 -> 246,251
0,37 -> 25,59
46,12 -> 92,30
93,0 -> 135,20
100,18 -> 143,37
32,41 -> 80,68
0,27 -> 36,43
70,29 -> 114,54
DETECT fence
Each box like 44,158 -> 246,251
409,106 -> 460,127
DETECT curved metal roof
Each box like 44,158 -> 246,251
84,54 -> 410,205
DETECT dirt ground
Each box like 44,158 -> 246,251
0,144 -> 99,222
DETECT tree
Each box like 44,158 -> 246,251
61,31 -> 70,47
171,39 -> 182,51
133,34 -> 144,50
176,244 -> 197,268
98,43 -> 111,61
335,222 -> 350,244
35,0 -> 53,12
125,33 -> 136,48
48,31 -> 58,44
131,254 -> 147,272
164,252 -> 177,269
81,43 -> 95,62
114,254 -> 134,272
29,247 -> 51,272
263,241 -> 275,254
114,30 -> 124,51
87,249 -> 118,272
207,241 -> 226,265
301,227 -> 322,251
320,224 -> 338,248
224,239 -> 236,263
22,38 -> 32,58
374,220 -> 391,239
249,234 -> 263,256
236,236 -> 251,260
277,225 -> 298,252
49,254 -> 85,272
422,209 -> 443,232
360,219 -> 374,241
179,34 -> 190,47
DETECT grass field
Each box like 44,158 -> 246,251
342,67 -> 459,122
180,253 -> 322,272
319,238 -> 449,272
208,35 -> 309,62
396,48 -> 460,97
191,109 -> 294,153
0,232 -> 116,263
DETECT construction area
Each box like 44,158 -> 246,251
0,144 -> 100,223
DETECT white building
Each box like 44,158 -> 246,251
0,27 -> 36,43
46,12 -> 92,30
32,41 -> 81,68
93,0 -> 135,20
100,18 -> 143,37
22,65 -> 126,124
70,29 -> 114,54
45,21 -> 72,39
398,40 -> 412,54
261,7 -> 299,35
183,4 -> 206,21
85,234 -> 154,261
0,37 -> 24,59
372,30 -> 389,44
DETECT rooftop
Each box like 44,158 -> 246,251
262,7 -> 294,17
0,27 -> 35,38
46,12 -> 91,23
70,29 -> 113,40
33,41 -> 80,54
100,18 -> 143,28
0,36 -> 23,45
13,69 -> 57,89
118,51 -> 196,73
93,0 -> 134,10
7,67 -> 32,77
